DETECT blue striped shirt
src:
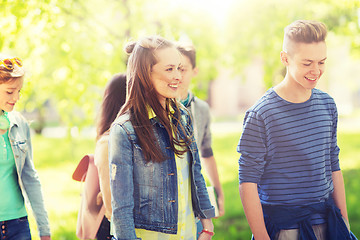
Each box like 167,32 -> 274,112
238,88 -> 340,225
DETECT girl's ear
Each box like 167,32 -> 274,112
280,51 -> 289,66
193,67 -> 199,76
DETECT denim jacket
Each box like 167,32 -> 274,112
7,111 -> 51,237
109,106 -> 215,240
258,197 -> 357,240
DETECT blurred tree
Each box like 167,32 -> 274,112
225,0 -> 360,88
0,0 -> 130,133
0,0 -> 223,133
0,0 -> 359,134
148,1 -> 223,100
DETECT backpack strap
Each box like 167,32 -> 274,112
72,154 -> 94,182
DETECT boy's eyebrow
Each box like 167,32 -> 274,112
302,57 -> 327,62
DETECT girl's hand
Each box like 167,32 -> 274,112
199,218 -> 214,239
198,231 -> 213,240
40,236 -> 51,240
96,192 -> 103,206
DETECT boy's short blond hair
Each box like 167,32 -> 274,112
283,20 -> 327,53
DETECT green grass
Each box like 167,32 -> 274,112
28,136 -> 95,240
27,131 -> 360,239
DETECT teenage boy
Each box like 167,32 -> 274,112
177,43 -> 225,237
237,20 -> 356,240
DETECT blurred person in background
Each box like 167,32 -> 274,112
74,73 -> 127,240
0,54 -> 51,240
95,73 -> 127,239
109,35 -> 215,240
177,43 -> 225,239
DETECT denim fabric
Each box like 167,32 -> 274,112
0,216 -> 31,240
7,112 -> 50,237
109,106 -> 215,240
252,197 -> 357,240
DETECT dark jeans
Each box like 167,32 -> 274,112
96,216 -> 113,240
0,216 -> 31,240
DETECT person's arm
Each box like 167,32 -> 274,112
198,218 -> 214,240
200,156 -> 225,217
239,182 -> 270,240
109,123 -> 139,239
94,136 -> 112,220
196,101 -> 225,217
19,118 -> 51,238
332,170 -> 349,221
330,105 -> 349,223
40,236 -> 51,240
238,110 -> 269,239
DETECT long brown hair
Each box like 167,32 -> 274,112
120,36 -> 191,163
96,73 -> 127,140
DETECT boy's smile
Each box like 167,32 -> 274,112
305,76 -> 318,81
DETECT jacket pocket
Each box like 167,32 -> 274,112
12,140 -> 28,154
134,184 -> 158,221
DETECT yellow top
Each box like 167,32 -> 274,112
135,106 -> 196,240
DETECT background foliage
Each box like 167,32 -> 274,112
1,0 -> 359,132
2,0 -> 360,239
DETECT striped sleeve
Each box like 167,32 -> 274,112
237,110 -> 267,184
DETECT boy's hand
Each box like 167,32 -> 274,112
216,192 -> 225,217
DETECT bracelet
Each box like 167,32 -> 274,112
199,229 -> 215,236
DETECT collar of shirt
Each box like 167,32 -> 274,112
147,104 -> 175,120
